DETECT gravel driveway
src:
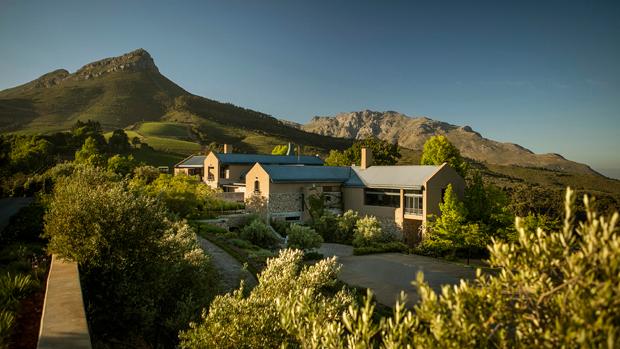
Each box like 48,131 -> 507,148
319,243 -> 477,306
197,236 -> 257,293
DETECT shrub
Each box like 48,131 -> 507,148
270,219 -> 290,237
0,202 -> 45,244
353,241 -> 408,255
240,219 -> 280,249
312,213 -> 338,240
276,188 -> 620,348
179,249 -> 353,348
44,167 -> 218,346
335,210 -> 359,244
286,224 -> 323,251
352,215 -> 387,247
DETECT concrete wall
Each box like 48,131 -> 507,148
204,152 -> 220,189
38,255 -> 91,349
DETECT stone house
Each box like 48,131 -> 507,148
244,148 -> 465,245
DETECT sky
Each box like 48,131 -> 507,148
1,0 -> 619,178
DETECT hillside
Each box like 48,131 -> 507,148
0,49 -> 351,154
302,110 -> 597,176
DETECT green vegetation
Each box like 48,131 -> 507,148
179,249 -> 353,348
44,166 -> 219,347
286,224 -> 323,252
352,216 -> 408,255
182,188 -> 620,348
271,144 -> 289,155
0,203 -> 48,347
325,137 -> 401,166
420,134 -> 467,177
240,219 -> 280,249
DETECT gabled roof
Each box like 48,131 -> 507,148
347,165 -> 442,189
213,153 -> 324,166
175,155 -> 206,168
261,165 -> 353,183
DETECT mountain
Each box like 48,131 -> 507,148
302,110 -> 598,175
0,49 -> 351,154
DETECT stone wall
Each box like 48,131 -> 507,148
268,192 -> 303,213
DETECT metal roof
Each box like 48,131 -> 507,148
348,165 -> 442,189
175,155 -> 206,168
214,153 -> 324,165
261,165 -> 353,183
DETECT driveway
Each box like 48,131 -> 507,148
197,236 -> 257,294
319,243 -> 477,307
0,197 -> 33,232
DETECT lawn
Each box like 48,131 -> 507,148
136,122 -> 192,139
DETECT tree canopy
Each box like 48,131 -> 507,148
420,135 -> 467,177
325,138 -> 401,166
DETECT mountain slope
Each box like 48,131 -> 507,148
0,49 -> 351,153
302,110 -> 597,175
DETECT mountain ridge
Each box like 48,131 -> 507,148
301,110 -> 597,175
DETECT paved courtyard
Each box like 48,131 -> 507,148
318,243 -> 477,306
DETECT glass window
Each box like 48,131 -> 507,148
254,180 -> 260,193
364,188 -> 400,207
404,191 -> 423,215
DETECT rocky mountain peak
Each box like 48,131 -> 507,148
73,48 -> 159,80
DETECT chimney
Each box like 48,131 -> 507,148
223,144 -> 233,154
361,147 -> 373,169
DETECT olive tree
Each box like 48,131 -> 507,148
44,167 -> 218,346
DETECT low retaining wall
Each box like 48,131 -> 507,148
37,255 -> 91,349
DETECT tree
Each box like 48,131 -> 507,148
9,136 -> 53,172
106,154 -> 137,176
274,188 -> 620,348
44,167 -> 218,346
420,135 -> 467,177
465,171 -> 515,241
71,120 -> 105,149
107,129 -> 131,154
271,144 -> 288,155
179,249 -> 353,348
325,138 -> 401,166
74,136 -> 106,167
131,136 -> 142,148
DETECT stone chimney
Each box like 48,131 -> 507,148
361,147 -> 373,169
223,144 -> 233,154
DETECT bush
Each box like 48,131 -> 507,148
274,188 -> 620,348
353,241 -> 408,255
195,223 -> 228,237
240,219 -> 280,249
352,215 -> 387,247
335,210 -> 359,244
44,167 -> 219,346
0,202 -> 45,244
179,249 -> 353,348
286,224 -> 323,251
313,213 -> 338,240
270,219 -> 290,237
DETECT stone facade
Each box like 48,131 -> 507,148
268,192 -> 303,213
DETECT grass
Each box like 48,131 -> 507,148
135,122 -> 192,139
104,127 -> 202,155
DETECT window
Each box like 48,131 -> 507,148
220,165 -> 229,179
254,180 -> 260,193
405,190 -> 423,215
364,188 -> 400,207
207,166 -> 215,181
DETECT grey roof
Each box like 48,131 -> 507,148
261,165 -> 353,183
347,165 -> 442,189
175,155 -> 206,168
214,153 -> 324,165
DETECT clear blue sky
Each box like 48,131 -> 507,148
1,0 -> 619,177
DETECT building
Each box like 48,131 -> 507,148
244,148 -> 464,245
173,144 -> 324,192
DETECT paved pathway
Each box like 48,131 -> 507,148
319,243 -> 477,306
196,236 -> 257,293
0,197 -> 33,232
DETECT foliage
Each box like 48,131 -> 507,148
106,154 -> 137,176
107,129 -> 131,154
131,165 -> 161,184
8,136 -> 54,173
352,215 -> 389,247
133,173 -> 223,218
420,135 -> 467,177
271,144 -> 289,155
0,202 -> 45,245
325,138 -> 401,166
270,219 -> 290,237
240,219 -> 280,249
465,171 -> 515,241
74,136 -> 106,167
307,193 -> 326,222
286,224 -> 323,251
179,249 -> 354,349
273,188 -> 620,348
419,184 -> 487,259
43,167 -> 218,346
353,241 -> 408,255
336,210 -> 360,244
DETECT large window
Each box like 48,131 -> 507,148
220,165 -> 229,179
364,188 -> 400,207
404,190 -> 423,215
